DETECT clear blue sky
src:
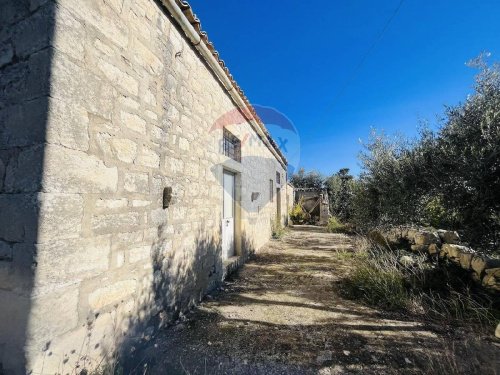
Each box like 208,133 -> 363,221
188,0 -> 500,176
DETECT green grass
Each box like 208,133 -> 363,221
327,217 -> 346,233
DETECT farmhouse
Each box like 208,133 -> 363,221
0,0 -> 291,372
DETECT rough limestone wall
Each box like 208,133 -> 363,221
0,1 -> 56,372
0,0 -> 286,373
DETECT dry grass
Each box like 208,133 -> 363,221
340,237 -> 499,329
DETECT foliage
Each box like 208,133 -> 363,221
289,197 -> 307,224
340,238 -> 499,327
271,219 -> 286,240
352,56 -> 500,252
326,216 -> 346,233
325,168 -> 355,222
289,168 -> 324,189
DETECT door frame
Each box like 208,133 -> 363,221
222,168 -> 241,258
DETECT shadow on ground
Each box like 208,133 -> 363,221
124,226 -> 500,375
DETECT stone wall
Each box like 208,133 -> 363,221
369,228 -> 500,293
0,0 -> 288,373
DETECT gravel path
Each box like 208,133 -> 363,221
125,226 -> 499,374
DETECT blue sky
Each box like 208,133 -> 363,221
188,0 -> 500,176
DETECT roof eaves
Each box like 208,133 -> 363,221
173,0 -> 288,166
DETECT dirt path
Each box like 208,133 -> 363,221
127,226 -> 498,374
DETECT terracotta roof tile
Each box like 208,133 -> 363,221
174,0 -> 287,165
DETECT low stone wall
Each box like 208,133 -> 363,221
368,227 -> 500,293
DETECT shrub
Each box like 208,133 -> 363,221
271,219 -> 286,240
289,198 -> 307,224
289,168 -> 324,189
326,216 -> 346,233
352,56 -> 500,252
325,168 -> 355,222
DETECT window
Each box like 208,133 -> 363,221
223,128 -> 241,162
276,171 -> 281,185
270,179 -> 274,202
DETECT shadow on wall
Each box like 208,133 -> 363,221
0,1 -> 55,373
115,227 -> 256,372
112,230 -> 498,375
210,156 -> 286,215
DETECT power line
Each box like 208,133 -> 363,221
331,0 -> 406,107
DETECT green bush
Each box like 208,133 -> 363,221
289,198 -> 307,224
326,216 -> 346,233
352,56 -> 500,252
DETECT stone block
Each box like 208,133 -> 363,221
0,49 -> 50,107
51,50 -> 114,117
441,244 -> 470,261
121,111 -> 146,134
458,251 -> 474,270
167,157 -> 184,174
124,172 -> 149,193
95,198 -> 128,209
137,146 -> 160,168
116,251 -> 125,268
4,145 -> 44,193
131,199 -> 150,207
406,229 -> 417,243
0,97 -> 47,148
179,137 -> 190,151
0,0 -> 30,27
0,194 -> 38,242
437,230 -> 460,244
27,310 -> 115,375
414,231 -> 441,246
428,243 -> 440,255
98,60 -> 138,96
481,268 -> 500,292
37,193 -> 84,242
92,212 -> 140,233
471,256 -> 500,277
28,285 -> 80,349
129,245 -> 151,263
111,138 -> 138,163
43,144 -> 118,193
52,5 -> 85,61
46,97 -> 89,151
12,3 -> 54,59
131,37 -> 163,74
88,279 -> 137,310
35,235 -> 111,291
118,95 -> 140,110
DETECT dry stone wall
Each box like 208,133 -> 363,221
0,0 -> 288,373
369,227 -> 500,293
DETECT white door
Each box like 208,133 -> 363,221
222,171 -> 235,259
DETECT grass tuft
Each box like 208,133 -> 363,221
340,237 -> 499,329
